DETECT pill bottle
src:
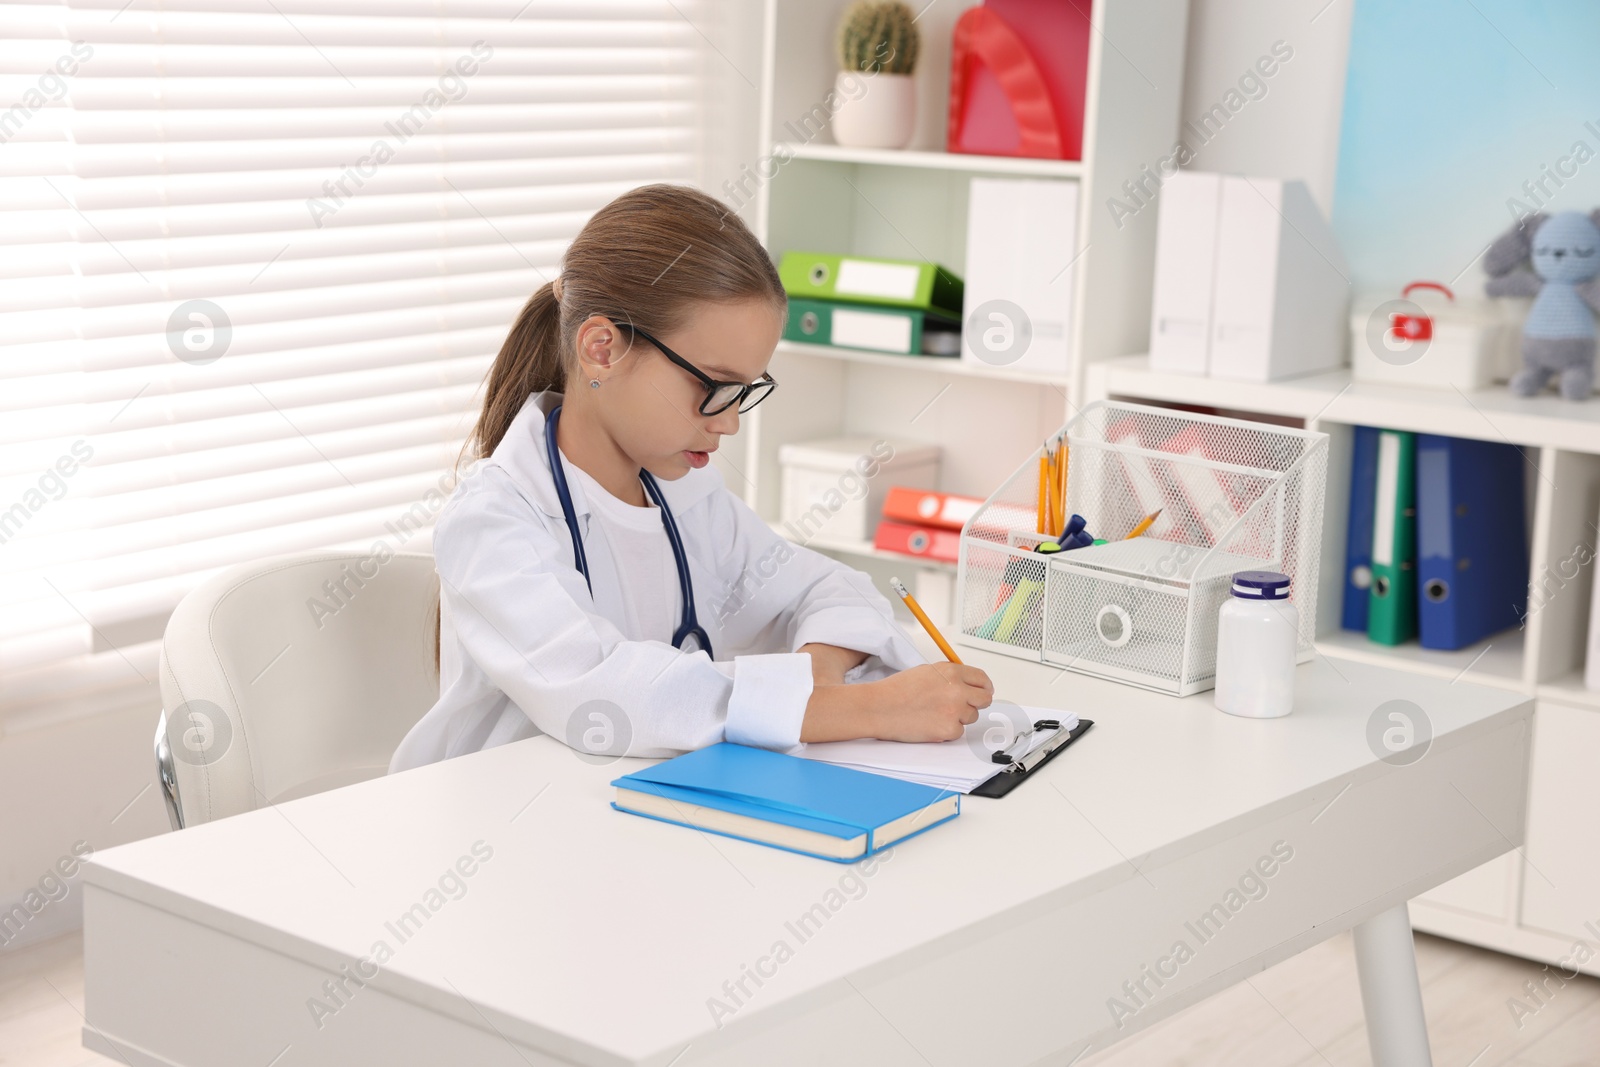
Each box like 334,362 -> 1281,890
1214,570 -> 1297,718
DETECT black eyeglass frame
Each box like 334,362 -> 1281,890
616,322 -> 779,416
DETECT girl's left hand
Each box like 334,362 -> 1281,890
799,642 -> 868,685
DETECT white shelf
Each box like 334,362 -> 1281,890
768,520 -> 957,572
1091,355 -> 1600,454
774,340 -> 1071,387
775,141 -> 1085,179
1536,671 -> 1600,711
1315,628 -> 1527,692
750,0 -> 1190,591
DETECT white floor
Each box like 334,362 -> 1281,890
3,928 -> 1597,1066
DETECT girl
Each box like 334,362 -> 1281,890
389,184 -> 992,772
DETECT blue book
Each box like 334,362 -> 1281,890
1415,435 -> 1527,650
612,743 -> 960,863
1342,425 -> 1381,632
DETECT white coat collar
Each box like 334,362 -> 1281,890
487,390 -> 722,520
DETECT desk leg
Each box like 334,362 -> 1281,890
1353,902 -> 1434,1067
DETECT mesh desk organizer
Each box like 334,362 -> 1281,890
955,402 -> 1329,696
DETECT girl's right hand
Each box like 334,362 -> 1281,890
860,663 -> 994,742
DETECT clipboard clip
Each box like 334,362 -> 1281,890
990,718 -> 1070,774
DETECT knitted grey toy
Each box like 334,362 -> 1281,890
1484,209 -> 1600,400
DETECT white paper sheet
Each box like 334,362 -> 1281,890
791,703 -> 1078,794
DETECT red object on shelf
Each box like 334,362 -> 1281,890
947,0 -> 1092,161
1389,281 -> 1454,344
874,520 -> 962,563
882,486 -> 983,531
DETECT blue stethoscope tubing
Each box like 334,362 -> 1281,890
544,404 -> 713,657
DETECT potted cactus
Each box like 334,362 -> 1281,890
831,1 -> 920,149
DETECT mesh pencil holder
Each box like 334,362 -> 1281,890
955,401 -> 1329,696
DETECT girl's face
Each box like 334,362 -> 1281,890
576,297 -> 785,481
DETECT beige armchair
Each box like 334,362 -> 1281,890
154,551 -> 439,828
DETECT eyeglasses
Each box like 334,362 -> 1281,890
616,322 -> 779,416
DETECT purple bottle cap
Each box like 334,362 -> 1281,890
1232,570 -> 1291,600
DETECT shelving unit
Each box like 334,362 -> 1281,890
737,0 -> 1597,978
764,520 -> 957,573
772,340 -> 1071,387
1538,671 -> 1600,711
1312,629 -> 1527,691
1085,354 -> 1600,977
737,0 -> 1191,622
1089,354 -> 1600,452
774,140 -> 1087,178
734,0 -> 1600,985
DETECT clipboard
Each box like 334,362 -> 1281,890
969,718 -> 1095,799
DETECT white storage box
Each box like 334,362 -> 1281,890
778,437 -> 940,543
1149,173 -> 1349,382
962,176 -> 1078,376
1350,286 -> 1518,389
956,402 -> 1327,696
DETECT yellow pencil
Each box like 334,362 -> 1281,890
1044,447 -> 1058,537
1125,508 -> 1162,539
1036,448 -> 1049,535
1055,439 -> 1069,529
890,576 -> 962,664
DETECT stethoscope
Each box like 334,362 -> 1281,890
544,404 -> 713,657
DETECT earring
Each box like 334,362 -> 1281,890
589,378 -> 601,389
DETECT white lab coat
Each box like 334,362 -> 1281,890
388,390 -> 926,772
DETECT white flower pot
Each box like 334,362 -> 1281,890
831,70 -> 916,150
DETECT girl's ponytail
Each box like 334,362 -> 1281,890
463,276 -> 565,464
436,278 -> 563,677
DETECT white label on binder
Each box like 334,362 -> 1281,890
941,496 -> 981,525
831,308 -> 913,352
1372,431 -> 1400,567
835,259 -> 920,300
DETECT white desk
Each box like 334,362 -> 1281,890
82,649 -> 1531,1067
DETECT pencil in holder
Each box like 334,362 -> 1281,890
955,402 -> 1328,696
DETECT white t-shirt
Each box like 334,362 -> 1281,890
565,460 -> 682,647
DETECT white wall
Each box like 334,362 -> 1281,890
1178,0 -> 1354,218
696,0 -> 768,225
0,701 -> 168,953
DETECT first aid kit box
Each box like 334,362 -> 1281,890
1350,284 -> 1520,390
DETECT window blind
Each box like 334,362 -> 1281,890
0,0 -> 715,732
